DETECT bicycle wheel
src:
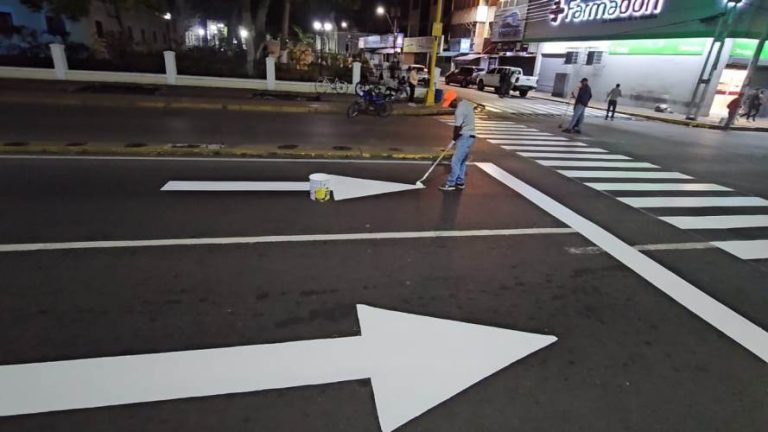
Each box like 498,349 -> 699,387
376,101 -> 393,118
315,78 -> 329,94
334,80 -> 348,94
347,101 -> 362,119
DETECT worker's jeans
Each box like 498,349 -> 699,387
567,104 -> 587,130
447,135 -> 475,185
606,100 -> 618,119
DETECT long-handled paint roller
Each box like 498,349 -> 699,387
416,141 -> 455,187
557,99 -> 572,129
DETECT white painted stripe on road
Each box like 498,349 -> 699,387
519,153 -> 632,160
538,161 -> 659,168
587,183 -> 733,192
619,197 -> 768,208
0,155 -> 434,165
476,162 -> 768,363
566,242 -> 717,255
0,228 -> 577,253
478,135 -> 565,139
474,130 -> 553,136
491,140 -> 587,146
163,181 -> 309,191
712,240 -> 768,260
559,170 -> 693,179
660,215 -> 768,230
501,146 -> 607,153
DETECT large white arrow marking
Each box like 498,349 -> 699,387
0,305 -> 555,431
162,175 -> 424,201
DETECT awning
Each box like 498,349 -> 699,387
454,54 -> 484,61
438,51 -> 460,57
375,48 -> 399,54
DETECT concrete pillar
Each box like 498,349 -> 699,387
352,62 -> 362,91
266,56 -> 276,91
163,51 -> 177,85
49,43 -> 68,80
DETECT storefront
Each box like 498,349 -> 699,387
524,0 -> 768,117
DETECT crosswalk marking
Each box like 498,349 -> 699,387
501,146 -> 608,152
619,197 -> 768,208
537,161 -> 658,168
519,153 -> 631,160
586,183 -> 733,192
711,240 -> 768,260
476,131 -> 555,136
491,140 -> 578,146
660,215 -> 768,230
558,171 -> 693,179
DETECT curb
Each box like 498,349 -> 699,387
0,95 -> 454,117
0,141 -> 453,161
528,95 -> 768,132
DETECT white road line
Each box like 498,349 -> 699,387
0,155 -> 433,165
587,183 -> 733,192
660,215 -> 768,230
476,162 -> 768,363
475,130 -> 553,136
163,181 -> 309,191
619,197 -> 768,208
491,140 -> 587,146
501,146 -> 608,153
519,153 -> 632,160
566,242 -> 717,255
559,170 -> 693,179
0,228 -> 577,253
538,161 -> 658,168
478,134 -> 544,139
712,240 -> 768,260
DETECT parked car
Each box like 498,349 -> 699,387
402,64 -> 430,86
445,66 -> 485,88
476,66 -> 538,97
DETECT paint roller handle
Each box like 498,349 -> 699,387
417,141 -> 455,185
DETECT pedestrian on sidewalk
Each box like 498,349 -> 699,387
605,83 -> 622,120
408,67 -> 418,106
742,89 -> 763,122
563,78 -> 592,134
498,68 -> 513,99
726,93 -> 744,126
440,98 -> 476,191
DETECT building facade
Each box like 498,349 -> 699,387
524,0 -> 768,118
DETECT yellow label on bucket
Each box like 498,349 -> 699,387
314,187 -> 331,202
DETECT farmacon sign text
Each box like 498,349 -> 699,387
550,0 -> 665,25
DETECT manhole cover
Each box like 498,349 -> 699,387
278,144 -> 298,150
125,143 -> 147,148
388,147 -> 403,152
65,142 -> 86,147
333,146 -> 352,151
3,141 -> 29,147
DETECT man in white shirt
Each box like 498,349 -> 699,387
605,83 -> 622,120
440,98 -> 476,191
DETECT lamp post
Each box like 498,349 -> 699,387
376,5 -> 400,77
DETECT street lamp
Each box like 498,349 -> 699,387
313,21 -> 322,31
341,21 -> 348,30
376,5 -> 400,77
323,22 -> 333,32
376,6 -> 386,16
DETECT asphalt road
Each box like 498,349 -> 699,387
0,102 -> 767,431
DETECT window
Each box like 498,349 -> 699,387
95,20 -> 104,39
0,12 -> 13,37
46,15 -> 67,36
152,30 -> 157,43
127,26 -> 133,41
564,51 -> 580,65
487,68 -> 497,74
586,51 -> 604,66
141,29 -> 146,42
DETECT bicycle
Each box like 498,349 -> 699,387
347,87 -> 392,119
315,76 -> 349,94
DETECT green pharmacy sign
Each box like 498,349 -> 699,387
730,39 -> 768,61
608,38 -> 708,55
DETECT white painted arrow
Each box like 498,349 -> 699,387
162,175 -> 424,201
0,305 -> 556,431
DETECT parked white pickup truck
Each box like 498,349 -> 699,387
476,66 -> 538,98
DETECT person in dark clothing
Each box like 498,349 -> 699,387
498,68 -> 513,98
563,78 -> 592,133
605,83 -> 622,120
741,89 -> 763,122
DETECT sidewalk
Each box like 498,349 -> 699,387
0,78 -> 453,116
530,91 -> 768,132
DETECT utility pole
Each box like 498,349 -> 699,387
426,0 -> 444,106
725,27 -> 768,129
685,0 -> 742,120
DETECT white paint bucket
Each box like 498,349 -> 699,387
309,173 -> 332,202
